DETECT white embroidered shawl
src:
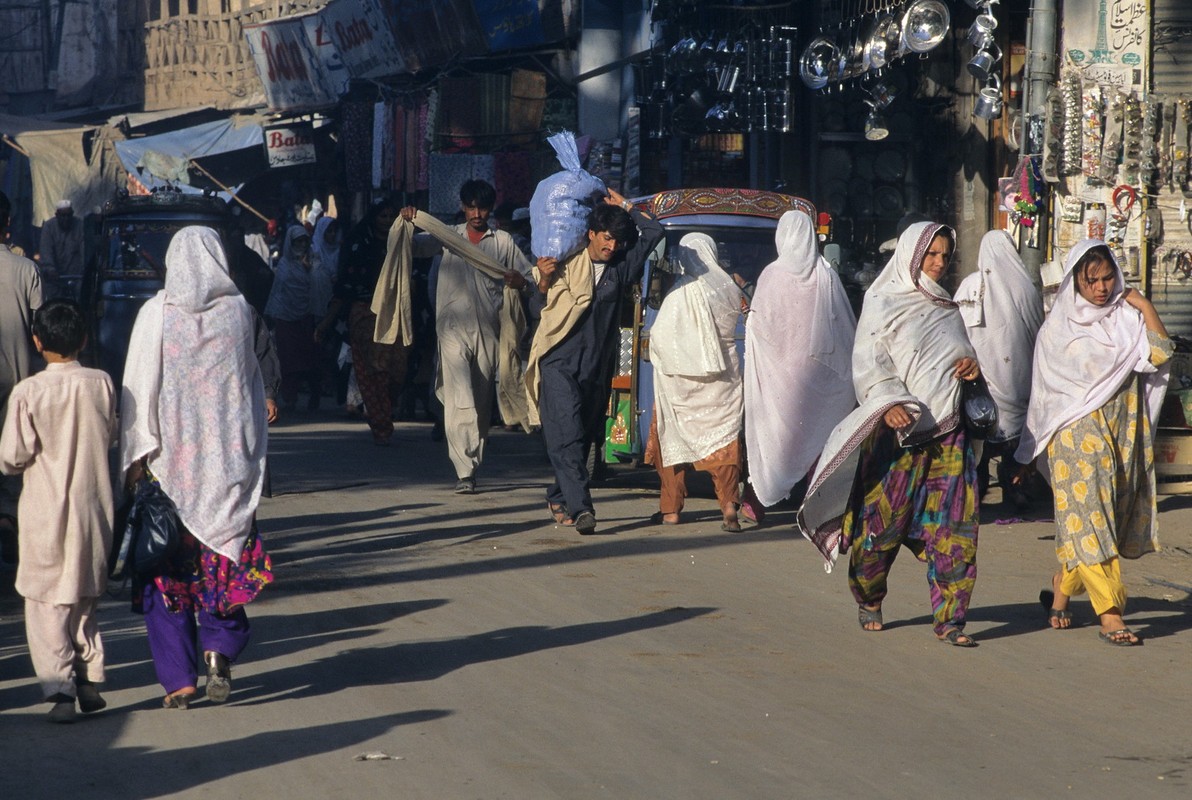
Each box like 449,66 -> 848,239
650,233 -> 743,465
120,227 -> 267,561
744,210 -> 857,506
955,230 -> 1044,442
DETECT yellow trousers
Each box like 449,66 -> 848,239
1059,557 -> 1126,616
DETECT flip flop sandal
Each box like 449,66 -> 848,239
938,628 -> 978,647
857,605 -> 883,632
547,502 -> 574,526
1039,589 -> 1075,628
720,519 -> 742,532
1098,628 -> 1141,646
162,690 -> 196,710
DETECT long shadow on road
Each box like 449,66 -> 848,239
235,605 -> 715,706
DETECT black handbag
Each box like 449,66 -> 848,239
962,375 -> 999,440
110,478 -> 181,580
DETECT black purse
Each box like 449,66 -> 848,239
962,375 -> 999,440
109,478 -> 181,580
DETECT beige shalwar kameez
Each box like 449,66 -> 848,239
0,361 -> 115,698
413,226 -> 532,480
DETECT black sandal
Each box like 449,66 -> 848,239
938,628 -> 978,647
162,689 -> 196,710
1039,589 -> 1075,628
857,605 -> 883,632
547,501 -> 574,526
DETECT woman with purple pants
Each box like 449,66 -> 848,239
120,226 -> 272,709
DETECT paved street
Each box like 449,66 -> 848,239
2,410 -> 1191,799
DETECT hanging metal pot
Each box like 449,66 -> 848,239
901,0 -> 951,55
799,36 -> 840,90
864,12 -> 901,72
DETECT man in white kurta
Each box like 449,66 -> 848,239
0,308 -> 114,716
403,180 -> 533,492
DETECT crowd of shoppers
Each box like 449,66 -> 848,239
0,175 -> 1176,723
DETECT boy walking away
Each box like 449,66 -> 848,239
0,299 -> 116,722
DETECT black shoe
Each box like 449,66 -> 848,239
204,651 -> 231,704
454,477 -> 476,494
574,511 -> 597,535
76,682 -> 106,714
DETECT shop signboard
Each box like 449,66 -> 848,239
1061,0 -> 1147,88
244,14 -> 340,111
264,124 -> 317,168
319,0 -> 406,79
303,11 -> 351,97
378,0 -> 487,72
473,0 -> 545,52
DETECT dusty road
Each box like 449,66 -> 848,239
2,412 -> 1190,799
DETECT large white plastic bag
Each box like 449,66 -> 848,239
530,131 -> 607,259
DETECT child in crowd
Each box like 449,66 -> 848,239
0,299 -> 116,723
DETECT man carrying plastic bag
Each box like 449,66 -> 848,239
526,174 -> 663,535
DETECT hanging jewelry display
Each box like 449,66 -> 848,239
1042,86 -> 1061,182
1058,73 -> 1082,176
1139,99 -> 1159,191
1120,93 -> 1142,186
1099,91 -> 1123,186
1160,100 -> 1175,191
1175,100 -> 1190,192
1081,84 -> 1103,184
1086,202 -> 1107,240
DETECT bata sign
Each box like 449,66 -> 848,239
318,0 -> 405,79
264,125 -> 317,167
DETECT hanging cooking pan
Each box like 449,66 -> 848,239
799,36 -> 840,90
901,0 -> 950,55
863,12 -> 901,72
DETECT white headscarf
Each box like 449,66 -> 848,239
265,225 -> 321,320
1015,239 -> 1167,466
312,215 -> 340,279
798,222 -> 976,571
120,226 -> 267,561
744,210 -> 857,507
649,233 -> 743,466
954,230 -> 1044,442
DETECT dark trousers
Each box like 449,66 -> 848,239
539,364 -> 607,517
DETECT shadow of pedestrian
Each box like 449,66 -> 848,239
231,605 -> 715,706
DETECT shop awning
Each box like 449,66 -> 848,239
114,118 -> 266,199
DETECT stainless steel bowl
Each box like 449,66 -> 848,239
901,0 -> 950,54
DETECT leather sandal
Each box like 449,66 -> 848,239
162,689 -> 196,710
547,501 -> 574,526
204,651 -> 232,704
857,604 -> 883,632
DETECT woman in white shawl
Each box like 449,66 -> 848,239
744,210 -> 856,517
1015,240 -> 1172,646
797,222 -> 983,646
644,233 -> 744,530
121,226 -> 272,708
310,215 -> 341,315
265,224 -> 329,410
955,231 -> 1044,502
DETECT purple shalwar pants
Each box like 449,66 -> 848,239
142,583 -> 251,694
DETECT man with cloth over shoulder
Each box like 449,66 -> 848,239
400,180 -> 534,493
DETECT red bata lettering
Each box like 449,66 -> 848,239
334,17 -> 374,51
260,31 -> 309,82
268,131 -> 312,148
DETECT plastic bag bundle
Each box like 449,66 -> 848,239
530,131 -> 607,259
